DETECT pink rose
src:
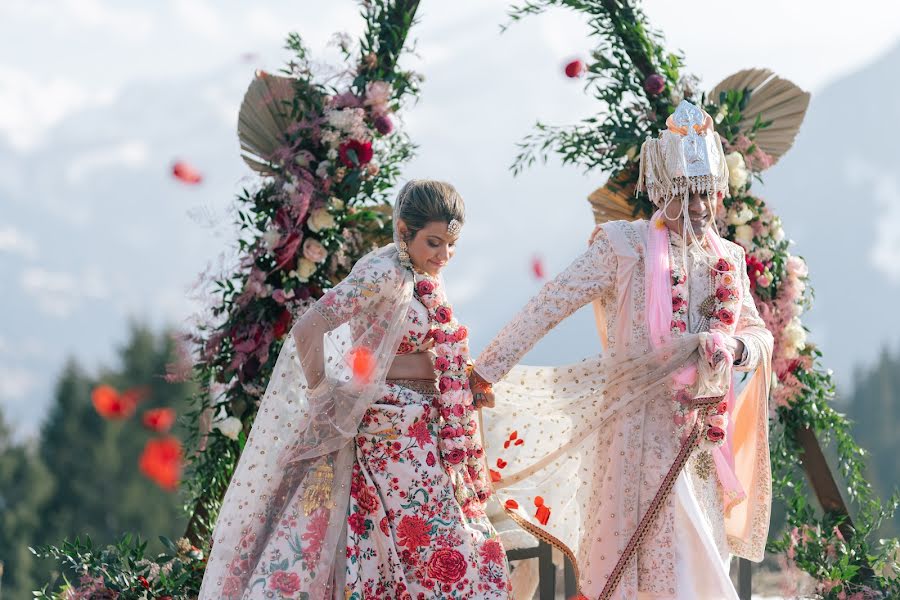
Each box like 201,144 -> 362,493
716,400 -> 729,414
269,570 -> 301,595
439,377 -> 453,394
445,449 -> 466,465
706,426 -> 726,443
302,238 -> 328,263
714,258 -> 731,272
716,308 -> 735,325
430,329 -> 447,344
455,326 -> 468,341
451,403 -> 465,417
715,286 -> 734,302
672,295 -> 686,312
671,319 -> 687,333
434,305 -> 453,324
416,280 -> 435,296
434,356 -> 451,371
708,414 -> 727,429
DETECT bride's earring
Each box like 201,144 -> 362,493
398,239 -> 412,269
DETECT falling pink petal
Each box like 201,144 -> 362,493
531,256 -> 546,280
172,160 -> 203,185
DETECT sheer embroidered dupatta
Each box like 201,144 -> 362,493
200,245 -> 413,600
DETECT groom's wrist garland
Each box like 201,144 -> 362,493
506,0 -> 899,596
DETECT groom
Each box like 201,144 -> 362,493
470,100 -> 773,599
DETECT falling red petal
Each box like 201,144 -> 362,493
504,499 -> 519,510
139,437 -> 183,491
172,160 -> 203,185
92,384 -> 136,420
142,408 -> 176,433
490,469 -> 502,483
349,347 -> 376,384
531,256 -> 546,280
564,59 -> 585,78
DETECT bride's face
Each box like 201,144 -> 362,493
401,220 -> 458,276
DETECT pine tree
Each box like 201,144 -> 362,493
0,407 -> 54,598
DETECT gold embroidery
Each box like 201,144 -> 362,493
695,450 -> 714,480
302,460 -> 336,515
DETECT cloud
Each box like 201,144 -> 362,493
0,0 -> 154,37
0,225 -> 39,259
0,65 -> 117,151
170,0 -> 226,41
21,266 -> 110,318
65,140 -> 149,184
0,366 -> 37,401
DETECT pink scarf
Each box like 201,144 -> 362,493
646,209 -> 745,508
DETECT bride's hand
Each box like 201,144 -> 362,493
469,370 -> 495,409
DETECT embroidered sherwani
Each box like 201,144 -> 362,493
475,220 -> 773,599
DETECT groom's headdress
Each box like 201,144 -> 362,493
636,100 -> 730,207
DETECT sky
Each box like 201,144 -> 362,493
2,0 -> 900,436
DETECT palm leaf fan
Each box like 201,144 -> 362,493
709,68 -> 810,167
588,168 -> 642,225
237,71 -> 297,175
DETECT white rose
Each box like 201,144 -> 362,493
727,206 -> 755,226
770,217 -> 785,242
308,208 -> 336,232
783,318 -> 807,358
734,224 -> 754,247
262,229 -> 282,250
725,151 -> 749,190
315,160 -> 331,179
295,257 -> 318,282
215,416 -> 243,441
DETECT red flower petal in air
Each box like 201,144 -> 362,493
531,256 -> 546,280
142,408 -> 176,433
349,347 -> 376,384
171,160 -> 203,185
490,469 -> 502,483
496,458 -> 508,469
92,384 -> 136,420
514,438 -> 524,446
504,499 -> 519,510
564,59 -> 585,78
139,437 -> 183,491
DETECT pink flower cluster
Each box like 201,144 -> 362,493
725,135 -> 774,172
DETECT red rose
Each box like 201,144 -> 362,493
671,319 -> 687,333
348,511 -> 368,535
439,376 -> 453,394
374,114 -> 394,135
564,59 -> 585,78
643,73 -> 666,96
435,356 -> 451,371
445,449 -> 466,465
427,548 -> 467,584
455,325 -> 468,341
716,308 -> 735,325
268,570 -> 301,595
430,329 -> 447,344
273,308 -> 293,339
715,286 -> 733,303
672,295 -> 686,312
715,258 -> 731,272
434,305 -> 453,324
416,280 -> 435,296
706,426 -> 726,443
338,140 -> 373,168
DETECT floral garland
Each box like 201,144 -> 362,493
414,276 -> 491,515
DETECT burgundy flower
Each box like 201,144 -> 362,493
715,258 -> 732,273
416,280 -> 435,296
434,305 -> 453,324
273,308 -> 293,339
427,548 -> 467,584
268,570 -> 301,595
643,73 -> 666,96
374,115 -> 394,135
672,295 -> 686,312
716,308 -> 735,325
338,140 -> 374,168
138,576 -> 150,589
706,426 -> 726,443
564,59 -> 585,78
274,232 -> 302,269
